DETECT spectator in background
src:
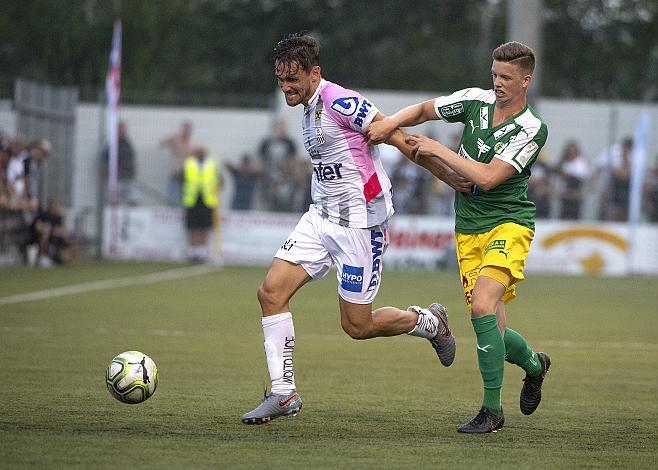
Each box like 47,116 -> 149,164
25,196 -> 75,267
527,149 -> 552,219
182,146 -> 219,262
557,140 -> 590,219
0,147 -> 10,208
104,121 -> 137,205
226,153 -> 262,210
257,118 -> 297,210
6,139 -> 52,219
267,156 -> 296,212
595,137 -> 633,221
293,158 -> 313,212
161,120 -> 198,206
391,157 -> 429,214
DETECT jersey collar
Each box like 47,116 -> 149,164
305,78 -> 326,109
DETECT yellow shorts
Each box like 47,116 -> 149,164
455,222 -> 534,311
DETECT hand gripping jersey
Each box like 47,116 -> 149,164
302,79 -> 393,228
435,87 -> 548,234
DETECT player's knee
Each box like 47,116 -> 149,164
470,298 -> 496,318
340,321 -> 371,340
257,282 -> 279,310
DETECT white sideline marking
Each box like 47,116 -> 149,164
0,264 -> 220,306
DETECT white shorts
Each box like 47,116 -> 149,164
275,210 -> 389,304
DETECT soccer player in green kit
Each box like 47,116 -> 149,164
367,41 -> 551,433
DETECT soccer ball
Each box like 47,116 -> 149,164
106,351 -> 158,404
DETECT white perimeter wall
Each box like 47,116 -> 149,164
1,92 -> 657,233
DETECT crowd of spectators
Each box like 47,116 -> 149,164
0,131 -> 75,267
221,122 -> 658,224
529,137 -> 658,223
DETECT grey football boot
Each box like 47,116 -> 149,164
427,303 -> 456,367
241,390 -> 302,425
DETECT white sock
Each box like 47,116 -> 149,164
407,306 -> 439,339
262,312 -> 296,395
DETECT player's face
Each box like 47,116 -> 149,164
275,60 -> 320,107
491,60 -> 531,106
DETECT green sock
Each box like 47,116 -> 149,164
471,314 -> 504,415
504,328 -> 542,377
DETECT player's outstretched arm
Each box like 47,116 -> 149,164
387,129 -> 473,193
407,134 -> 516,191
366,100 -> 439,145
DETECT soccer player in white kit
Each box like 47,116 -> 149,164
241,33 -> 460,425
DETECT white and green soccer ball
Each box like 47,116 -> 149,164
106,351 -> 158,404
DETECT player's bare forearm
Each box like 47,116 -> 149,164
406,134 -> 516,191
389,130 -> 473,193
414,155 -> 474,193
385,129 -> 416,161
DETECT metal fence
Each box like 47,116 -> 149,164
14,79 -> 78,207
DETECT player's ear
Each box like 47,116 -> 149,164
311,65 -> 321,82
522,74 -> 532,90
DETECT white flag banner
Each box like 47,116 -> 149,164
105,20 -> 122,205
627,109 -> 651,272
105,20 -> 122,256
628,110 -> 650,225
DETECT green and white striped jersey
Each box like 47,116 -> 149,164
435,87 -> 548,234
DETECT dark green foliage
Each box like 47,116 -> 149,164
0,0 -> 655,102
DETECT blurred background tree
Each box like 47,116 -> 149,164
0,0 -> 655,104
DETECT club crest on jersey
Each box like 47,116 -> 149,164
315,127 -> 326,144
331,97 -> 359,116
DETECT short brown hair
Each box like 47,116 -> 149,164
272,33 -> 320,73
492,41 -> 535,75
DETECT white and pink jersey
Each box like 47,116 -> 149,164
302,79 -> 393,228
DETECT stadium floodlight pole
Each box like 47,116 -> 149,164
506,0 -> 543,104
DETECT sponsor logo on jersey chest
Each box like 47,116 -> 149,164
313,162 -> 343,181
479,106 -> 489,130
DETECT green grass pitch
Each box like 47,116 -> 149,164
1,262 -> 657,468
